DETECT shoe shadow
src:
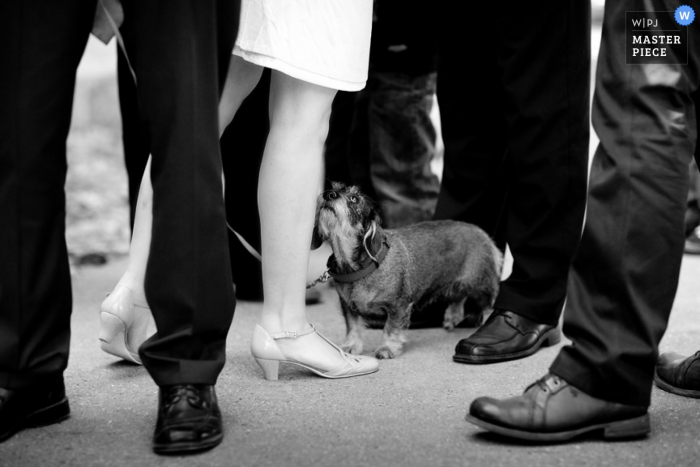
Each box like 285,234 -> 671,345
470,430 -> 641,447
106,360 -> 141,368
103,360 -> 149,380
470,431 -> 566,447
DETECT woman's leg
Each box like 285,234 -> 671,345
257,71 -> 347,370
110,157 -> 153,306
219,55 -> 264,135
99,156 -> 155,363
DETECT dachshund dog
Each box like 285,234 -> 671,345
313,183 -> 502,359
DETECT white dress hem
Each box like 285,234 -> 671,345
233,45 -> 366,92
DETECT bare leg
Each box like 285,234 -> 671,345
109,157 -> 153,306
98,157 -> 154,363
219,55 -> 264,135
257,72 -> 348,370
218,56 -> 263,196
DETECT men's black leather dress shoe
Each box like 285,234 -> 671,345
466,374 -> 650,442
453,309 -> 560,364
0,377 -> 70,443
153,384 -> 224,454
654,351 -> 700,398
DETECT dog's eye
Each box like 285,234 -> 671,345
349,196 -> 357,203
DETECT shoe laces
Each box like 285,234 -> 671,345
163,385 -> 208,410
530,374 -> 562,394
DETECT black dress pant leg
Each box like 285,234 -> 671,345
492,0 -> 591,323
551,0 -> 700,407
119,18 -> 265,301
433,1 -> 509,250
117,46 -> 150,231
434,1 -> 590,324
0,0 -> 95,390
119,0 -> 240,386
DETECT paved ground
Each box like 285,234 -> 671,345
1,250 -> 699,467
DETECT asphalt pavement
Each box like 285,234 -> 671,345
1,250 -> 699,467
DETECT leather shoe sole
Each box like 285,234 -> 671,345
465,412 -> 650,442
0,397 -> 70,443
153,431 -> 223,455
654,370 -> 700,398
453,327 -> 561,364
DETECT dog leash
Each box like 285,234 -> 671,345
224,220 -> 329,289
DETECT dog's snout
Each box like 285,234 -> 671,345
324,191 -> 338,201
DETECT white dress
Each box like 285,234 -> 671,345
233,0 -> 373,92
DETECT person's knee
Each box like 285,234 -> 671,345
268,72 -> 336,144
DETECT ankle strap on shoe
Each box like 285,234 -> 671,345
270,324 -> 316,340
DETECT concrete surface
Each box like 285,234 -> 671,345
1,251 -> 699,467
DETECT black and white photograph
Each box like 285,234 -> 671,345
1,0 -> 699,465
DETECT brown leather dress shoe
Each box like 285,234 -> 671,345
453,309 -> 561,364
0,377 -> 70,443
153,384 -> 224,454
466,374 -> 650,442
654,351 -> 700,398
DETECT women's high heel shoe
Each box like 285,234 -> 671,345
99,286 -> 154,364
250,324 -> 379,380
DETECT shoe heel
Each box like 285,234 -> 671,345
543,328 -> 562,347
603,414 -> 651,439
254,357 -> 279,381
99,312 -> 125,344
99,312 -> 141,364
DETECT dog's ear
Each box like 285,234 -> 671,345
311,222 -> 323,250
361,203 -> 382,261
362,201 -> 382,233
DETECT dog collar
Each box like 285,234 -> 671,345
327,234 -> 390,284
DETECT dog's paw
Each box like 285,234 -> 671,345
341,341 -> 364,355
375,345 -> 402,359
442,318 -> 457,331
443,300 -> 466,331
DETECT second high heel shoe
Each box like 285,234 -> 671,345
99,286 -> 154,365
250,323 -> 379,380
